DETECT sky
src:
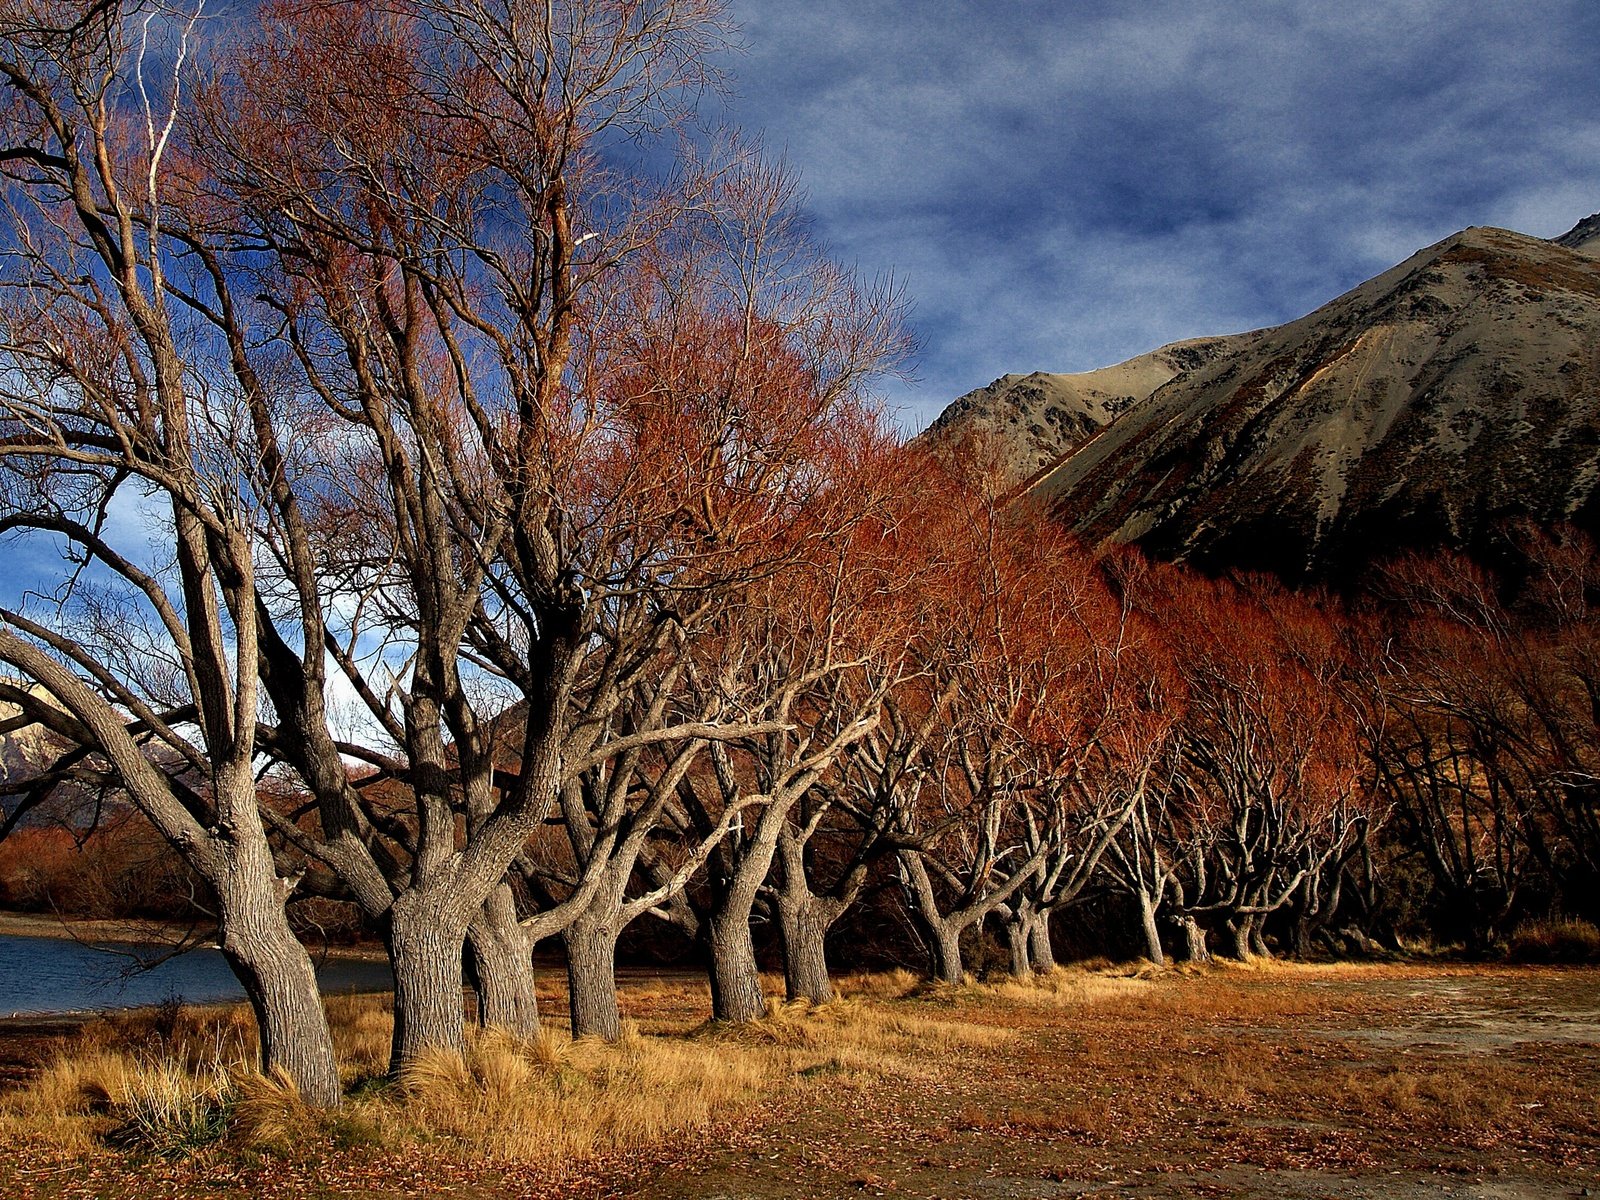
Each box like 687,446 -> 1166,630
716,0 -> 1600,430
7,0 -> 1600,635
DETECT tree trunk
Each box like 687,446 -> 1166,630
467,886 -> 538,1038
926,920 -> 965,985
777,893 -> 835,1004
1029,912 -> 1057,974
1225,915 -> 1253,961
1290,908 -> 1315,958
1138,893 -> 1166,966
215,884 -> 341,1109
707,909 -> 766,1022
1004,913 -> 1032,978
899,852 -> 965,985
1249,915 -> 1271,959
386,896 -> 469,1074
1177,915 -> 1210,964
564,914 -> 622,1041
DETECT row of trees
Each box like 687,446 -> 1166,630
0,0 -> 1593,1111
1372,534 -> 1600,948
0,0 -> 917,1105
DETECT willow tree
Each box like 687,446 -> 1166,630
0,0 -> 906,1084
0,0 -> 341,1105
188,0 -> 907,1066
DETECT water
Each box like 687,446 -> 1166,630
0,934 -> 392,1017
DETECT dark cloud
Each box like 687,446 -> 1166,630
721,0 -> 1600,426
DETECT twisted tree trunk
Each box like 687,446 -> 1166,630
385,893 -> 470,1072
214,856 -> 341,1109
1225,914 -> 1253,961
1249,915 -> 1272,958
927,921 -> 966,985
1004,911 -> 1032,978
467,886 -> 538,1037
776,890 -> 837,1004
1029,912 -> 1057,973
707,907 -> 766,1022
1138,893 -> 1165,966
1177,914 -> 1210,963
564,912 -> 623,1041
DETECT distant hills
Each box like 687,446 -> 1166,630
923,218 -> 1600,579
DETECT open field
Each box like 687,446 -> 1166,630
0,963 -> 1594,1199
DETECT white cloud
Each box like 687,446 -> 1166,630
723,0 -> 1600,424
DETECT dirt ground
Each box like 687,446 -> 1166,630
613,964 -> 1600,1200
1,962 -> 1595,1199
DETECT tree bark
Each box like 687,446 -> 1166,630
899,852 -> 966,984
215,873 -> 341,1109
467,886 -> 538,1038
1177,915 -> 1210,964
926,920 -> 965,985
1029,912 -> 1057,974
1249,915 -> 1272,959
777,892 -> 835,1004
1004,913 -> 1032,978
1290,909 -> 1315,958
386,895 -> 469,1073
564,914 -> 622,1041
1225,915 -> 1253,961
1138,893 -> 1165,966
707,909 -> 766,1022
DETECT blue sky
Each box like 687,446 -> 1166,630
718,0 -> 1600,429
7,1 -> 1600,610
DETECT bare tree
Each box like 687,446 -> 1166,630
0,0 -> 342,1104
184,1 -> 908,1065
1157,573 -> 1372,961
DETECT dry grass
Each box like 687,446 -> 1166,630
3,963 -> 1597,1199
1165,1035 -> 1550,1143
0,977 -> 1017,1169
3,1049 -> 240,1157
382,1025 -> 776,1162
1508,916 -> 1600,963
965,963 -> 1161,1008
834,967 -> 921,1001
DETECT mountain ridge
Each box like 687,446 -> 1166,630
925,219 -> 1600,578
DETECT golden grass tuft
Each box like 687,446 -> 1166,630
378,1022 -> 773,1162
835,967 -> 921,1001
229,1067 -> 318,1155
13,1052 -> 240,1158
1507,917 -> 1600,964
915,963 -> 1159,1011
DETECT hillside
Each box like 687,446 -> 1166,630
930,220 -> 1600,578
917,337 -> 1247,490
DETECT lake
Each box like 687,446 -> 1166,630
0,934 -> 393,1017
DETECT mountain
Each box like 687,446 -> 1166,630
0,682 -> 67,817
919,337 -> 1246,491
929,220 -> 1600,579
1554,210 -> 1600,256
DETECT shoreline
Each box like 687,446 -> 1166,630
0,909 -> 216,946
0,909 -> 388,963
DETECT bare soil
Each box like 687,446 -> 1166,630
0,963 -> 1594,1199
617,964 -> 1599,1200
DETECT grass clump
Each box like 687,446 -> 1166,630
6,1050 -> 296,1159
1506,917 -> 1600,964
383,1024 -> 772,1162
105,1060 -> 233,1157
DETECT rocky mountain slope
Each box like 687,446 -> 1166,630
929,219 -> 1600,578
918,337 -> 1247,490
